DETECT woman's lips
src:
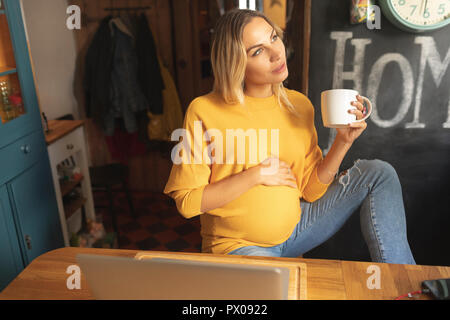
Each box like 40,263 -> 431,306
272,62 -> 286,74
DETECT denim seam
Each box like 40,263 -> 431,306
368,186 -> 386,263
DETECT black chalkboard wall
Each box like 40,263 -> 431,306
304,0 -> 450,266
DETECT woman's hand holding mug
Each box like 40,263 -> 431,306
321,89 -> 372,145
336,94 -> 369,144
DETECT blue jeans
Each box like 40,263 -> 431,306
228,159 -> 416,265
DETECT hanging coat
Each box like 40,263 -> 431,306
135,13 -> 165,115
83,15 -> 114,130
147,55 -> 183,141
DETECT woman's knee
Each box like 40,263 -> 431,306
357,159 -> 399,182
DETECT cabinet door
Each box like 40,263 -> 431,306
8,159 -> 64,265
0,0 -> 43,149
0,184 -> 24,291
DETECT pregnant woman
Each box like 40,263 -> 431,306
164,9 -> 415,265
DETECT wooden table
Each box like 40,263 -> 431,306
1,247 -> 449,300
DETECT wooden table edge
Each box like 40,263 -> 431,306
1,247 -> 449,300
44,119 -> 85,145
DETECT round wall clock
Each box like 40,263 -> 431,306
379,0 -> 450,33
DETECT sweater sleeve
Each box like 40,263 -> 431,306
163,101 -> 211,219
300,99 -> 333,203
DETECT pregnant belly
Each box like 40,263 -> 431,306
219,185 -> 301,244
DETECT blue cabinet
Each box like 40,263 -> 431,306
8,147 -> 64,265
0,185 -> 24,290
0,0 -> 42,148
0,0 -> 64,291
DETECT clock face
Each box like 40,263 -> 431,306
390,0 -> 450,27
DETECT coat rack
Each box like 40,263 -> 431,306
104,6 -> 152,18
104,6 -> 152,11
80,0 -> 154,25
105,0 -> 152,12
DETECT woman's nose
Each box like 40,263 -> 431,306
270,48 -> 282,62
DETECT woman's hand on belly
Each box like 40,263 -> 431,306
255,156 -> 298,189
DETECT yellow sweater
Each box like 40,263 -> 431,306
163,88 -> 332,254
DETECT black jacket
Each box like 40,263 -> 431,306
84,16 -> 114,128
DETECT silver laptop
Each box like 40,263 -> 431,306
76,254 -> 290,300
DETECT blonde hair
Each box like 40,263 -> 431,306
211,9 -> 299,117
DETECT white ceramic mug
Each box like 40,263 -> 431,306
321,89 -> 372,128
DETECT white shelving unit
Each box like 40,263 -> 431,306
45,120 -> 95,246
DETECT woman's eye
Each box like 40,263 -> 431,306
251,35 -> 278,57
253,48 -> 262,56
